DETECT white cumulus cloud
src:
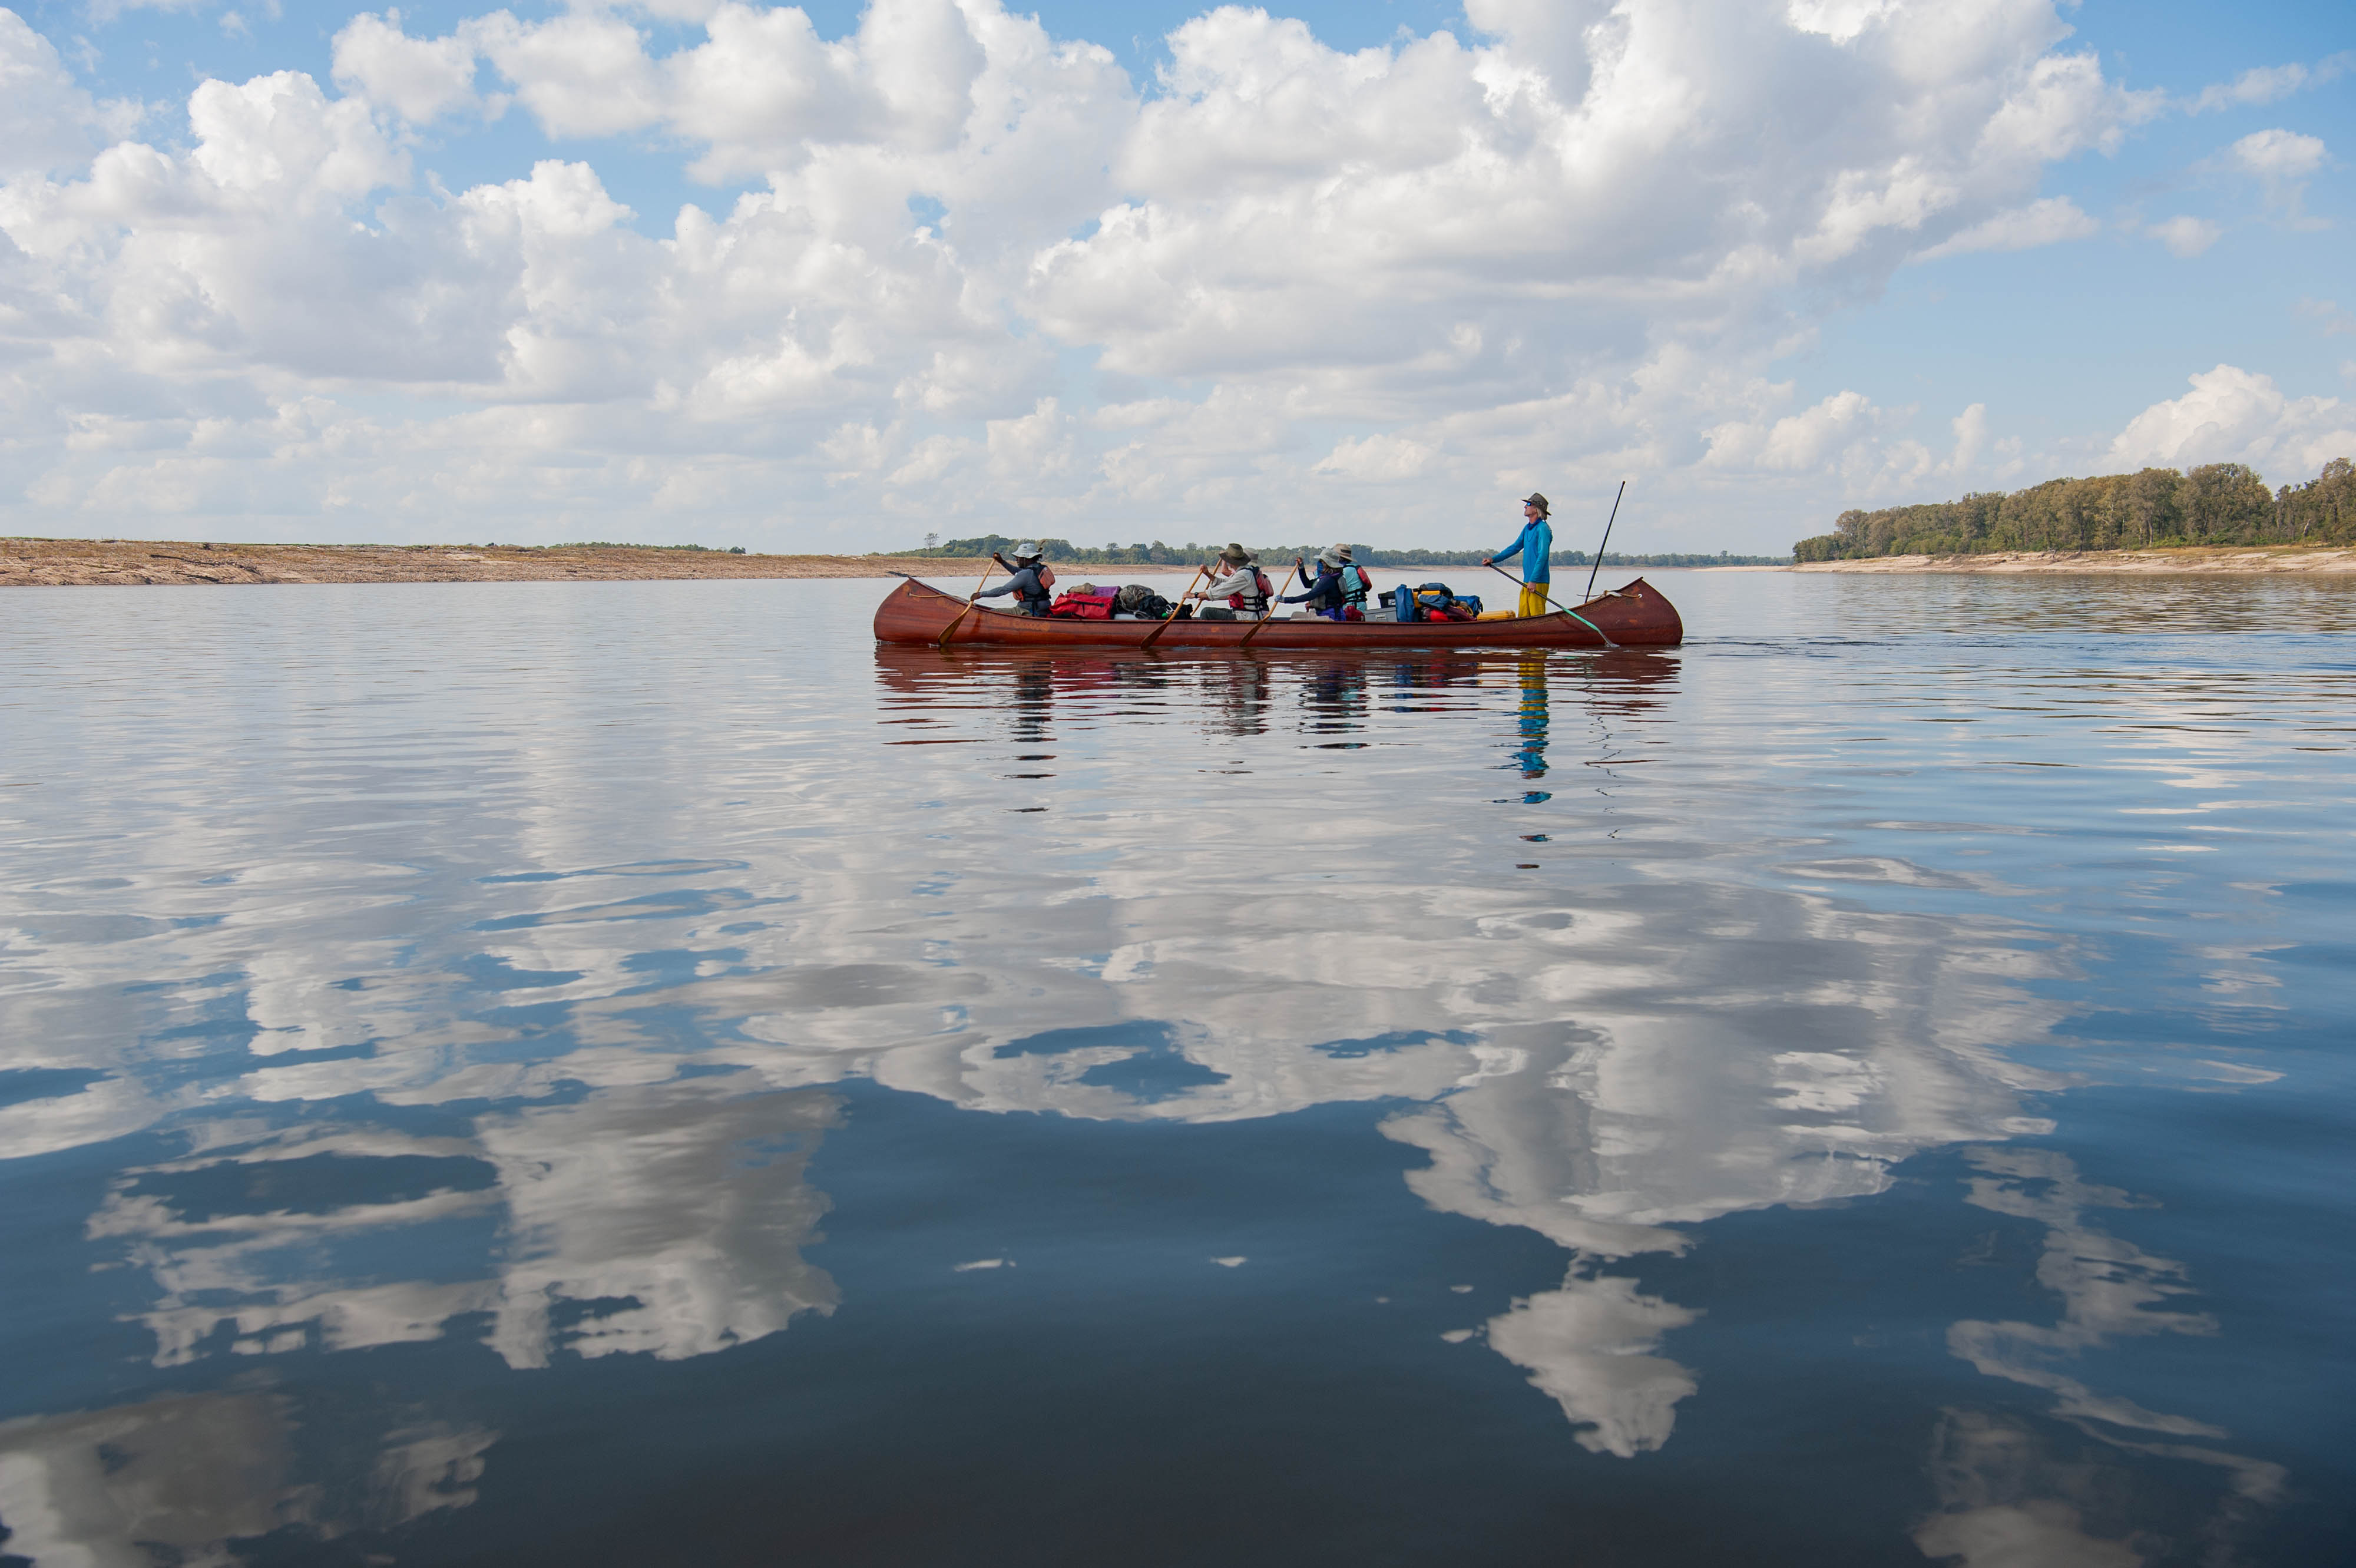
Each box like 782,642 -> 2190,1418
1912,196 -> 2098,260
2189,52 -> 2352,113
0,11 -> 142,177
2106,364 -> 2355,477
331,11 -> 487,125
2147,215 -> 2222,257
0,0 -> 2282,548
2229,127 -> 2327,180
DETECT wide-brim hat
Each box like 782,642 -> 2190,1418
1219,542 -> 1255,565
1011,540 -> 1043,559
1523,492 -> 1549,514
1321,542 -> 1354,564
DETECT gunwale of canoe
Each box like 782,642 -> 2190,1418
873,576 -> 1683,650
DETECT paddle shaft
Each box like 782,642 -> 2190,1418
1237,563 -> 1299,647
1140,564 -> 1209,649
1584,481 -> 1626,601
1481,560 -> 1619,649
937,553 -> 1014,647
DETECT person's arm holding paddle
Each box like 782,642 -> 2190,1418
1279,551 -> 1345,617
969,544 -> 1054,615
1484,495 -> 1554,621
964,551 -> 1012,601
1479,494 -> 1620,647
1192,545 -> 1261,620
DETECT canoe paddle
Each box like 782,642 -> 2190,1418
1140,564 -> 1208,649
1237,562 -> 1298,648
1479,559 -> 1619,649
937,552 -> 1013,648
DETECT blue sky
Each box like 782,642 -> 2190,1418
2,0 -> 2349,553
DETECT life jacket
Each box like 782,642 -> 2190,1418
1012,562 -> 1055,611
1305,563 -> 1371,610
1229,567 -> 1273,614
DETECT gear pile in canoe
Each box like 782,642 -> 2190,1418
873,574 -> 1682,649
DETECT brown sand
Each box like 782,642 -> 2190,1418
1790,545 -> 2356,575
2,538 -> 996,587
15,537 -> 2355,585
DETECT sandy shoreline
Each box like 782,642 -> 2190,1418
12,537 -> 2356,585
1,538 -> 1003,586
2,540 -> 1521,586
1791,545 -> 2356,575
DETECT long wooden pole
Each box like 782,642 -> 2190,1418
1140,564 -> 1209,649
1584,481 -> 1627,601
1237,563 -> 1298,648
937,553 -> 1012,648
1480,560 -> 1619,649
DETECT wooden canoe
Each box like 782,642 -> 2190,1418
874,575 -> 1683,649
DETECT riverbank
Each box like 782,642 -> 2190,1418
19,536 -> 2352,584
1,538 -> 998,586
1791,544 -> 2356,574
1,540 -> 1762,586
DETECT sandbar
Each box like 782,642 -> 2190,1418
1790,545 -> 2356,575
2,538 -> 995,587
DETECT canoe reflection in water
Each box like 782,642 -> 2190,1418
870,643 -> 1676,760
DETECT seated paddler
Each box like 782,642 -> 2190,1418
970,542 -> 1056,616
1194,543 -> 1272,620
1282,544 -> 1374,620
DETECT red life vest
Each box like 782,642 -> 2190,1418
1229,567 -> 1273,613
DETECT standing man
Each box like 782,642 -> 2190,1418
1487,494 -> 1554,618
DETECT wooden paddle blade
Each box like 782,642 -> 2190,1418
1139,564 -> 1207,649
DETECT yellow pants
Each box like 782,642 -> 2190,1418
1520,582 -> 1551,618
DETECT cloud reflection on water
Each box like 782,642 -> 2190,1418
90,1079 -> 840,1371
33,647 -> 2079,1467
3,580 -> 2335,1563
0,1389 -> 494,1568
1912,1146 -> 2288,1567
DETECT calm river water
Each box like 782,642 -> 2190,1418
2,570 -> 2351,1566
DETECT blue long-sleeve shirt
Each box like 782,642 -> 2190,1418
1492,518 -> 1553,583
1281,563 -> 1341,608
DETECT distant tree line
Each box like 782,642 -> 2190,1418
889,535 -> 1789,568
555,541 -> 748,553
1793,458 -> 2355,561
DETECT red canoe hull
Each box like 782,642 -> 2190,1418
873,576 -> 1683,650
